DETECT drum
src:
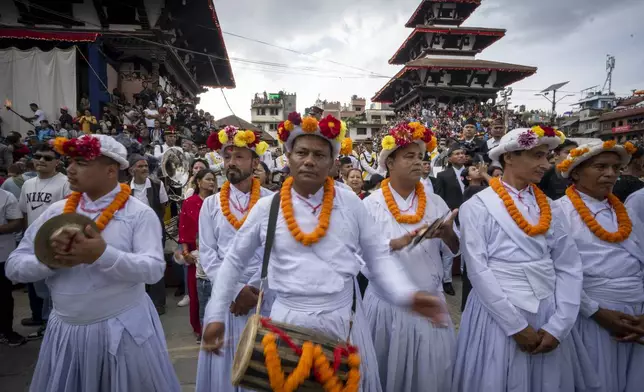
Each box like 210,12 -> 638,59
232,314 -> 356,392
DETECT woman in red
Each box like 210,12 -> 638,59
346,167 -> 367,199
178,169 -> 217,338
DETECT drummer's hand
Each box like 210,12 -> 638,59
202,322 -> 225,355
230,286 -> 259,316
411,291 -> 449,327
52,225 -> 106,266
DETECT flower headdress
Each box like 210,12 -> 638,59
557,140 -> 636,178
277,112 -> 344,158
206,125 -> 269,156
340,137 -> 353,156
488,126 -> 565,162
378,121 -> 436,168
51,134 -> 129,169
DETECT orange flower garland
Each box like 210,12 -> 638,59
220,178 -> 261,230
489,177 -> 551,236
63,183 -> 131,231
566,186 -> 632,243
381,179 -> 427,224
280,176 -> 334,246
261,333 -> 360,392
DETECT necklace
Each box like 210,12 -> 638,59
566,186 -> 632,243
489,177 -> 551,237
381,179 -> 426,224
281,176 -> 334,246
63,183 -> 131,231
220,178 -> 261,230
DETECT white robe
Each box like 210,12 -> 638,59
360,151 -> 378,180
205,184 -> 420,392
5,185 -> 180,392
195,183 -> 274,392
204,151 -> 225,188
625,187 -> 644,225
362,183 -> 456,392
556,192 -> 644,392
451,184 -> 599,392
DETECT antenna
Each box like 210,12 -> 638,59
603,55 -> 615,94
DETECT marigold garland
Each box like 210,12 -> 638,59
219,178 -> 261,230
262,334 -> 314,392
280,176 -> 334,246
261,332 -> 360,392
566,186 -> 632,243
489,177 -> 551,236
381,179 -> 426,224
63,183 -> 130,231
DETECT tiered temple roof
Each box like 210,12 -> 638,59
373,0 -> 536,107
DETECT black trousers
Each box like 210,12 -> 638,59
0,262 -> 15,334
146,276 -> 166,308
27,282 -> 43,322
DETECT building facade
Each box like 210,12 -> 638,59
350,103 -> 396,142
599,106 -> 644,142
250,91 -> 297,140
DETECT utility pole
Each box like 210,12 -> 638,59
500,87 -> 512,129
536,82 -> 573,125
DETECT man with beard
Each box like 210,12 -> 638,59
6,134 -> 180,391
202,112 -> 448,391
195,128 -> 273,392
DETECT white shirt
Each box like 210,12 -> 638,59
360,151 -> 379,180
153,144 -> 182,160
32,109 -> 46,127
275,154 -> 288,171
454,166 -> 465,193
486,138 -> 502,150
199,184 -> 274,292
122,110 -> 137,126
0,189 -> 22,262
260,150 -> 275,172
205,185 -> 418,324
420,176 -> 435,194
626,188 -> 644,225
129,178 -> 169,206
557,191 -> 644,317
6,185 -> 165,330
143,108 -> 158,128
204,151 -> 225,187
459,184 -> 582,340
363,184 -> 454,294
19,173 -> 71,226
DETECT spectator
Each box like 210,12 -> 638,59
613,143 -> 644,202
144,101 -> 160,131
25,103 -> 46,128
0,137 -> 13,171
1,163 -> 26,199
0,188 -> 25,346
37,120 -> 55,141
78,109 -> 97,134
538,138 -> 578,200
58,107 -> 73,129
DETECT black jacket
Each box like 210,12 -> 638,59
537,167 -> 570,201
437,166 -> 465,210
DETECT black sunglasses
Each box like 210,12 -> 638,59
33,154 -> 55,162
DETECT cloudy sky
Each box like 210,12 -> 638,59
199,0 -> 644,120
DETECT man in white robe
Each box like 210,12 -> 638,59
556,141 -> 644,392
452,127 -> 598,392
363,124 -> 458,392
6,134 -> 180,392
195,128 -> 273,392
202,113 -> 448,392
626,187 -> 644,224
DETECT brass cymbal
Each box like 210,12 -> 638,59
34,213 -> 99,269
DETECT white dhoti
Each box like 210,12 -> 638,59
29,287 -> 180,392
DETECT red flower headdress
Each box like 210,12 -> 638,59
51,136 -> 101,161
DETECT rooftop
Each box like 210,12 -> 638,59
599,106 -> 644,122
405,0 -> 482,28
215,115 -> 274,141
389,26 -> 506,64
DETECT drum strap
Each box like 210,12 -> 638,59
260,193 -> 357,315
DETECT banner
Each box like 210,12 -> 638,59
0,47 -> 77,135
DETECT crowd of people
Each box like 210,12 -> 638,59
0,94 -> 644,392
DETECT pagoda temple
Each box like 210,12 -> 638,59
372,0 -> 537,109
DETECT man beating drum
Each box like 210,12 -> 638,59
202,112 -> 449,391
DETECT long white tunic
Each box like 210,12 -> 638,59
362,184 -> 456,392
196,183 -> 273,392
205,184 -> 419,391
451,184 -> 598,392
626,187 -> 644,225
556,192 -> 644,392
6,185 -> 180,392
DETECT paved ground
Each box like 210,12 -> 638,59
0,279 -> 463,392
